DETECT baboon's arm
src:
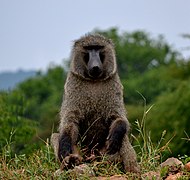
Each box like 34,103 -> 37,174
58,121 -> 79,162
106,118 -> 128,154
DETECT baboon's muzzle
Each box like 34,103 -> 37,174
88,49 -> 103,78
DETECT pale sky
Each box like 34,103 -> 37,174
0,0 -> 190,72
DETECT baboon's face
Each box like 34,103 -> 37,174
82,45 -> 104,79
71,35 -> 117,80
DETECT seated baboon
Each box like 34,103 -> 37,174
51,34 -> 139,173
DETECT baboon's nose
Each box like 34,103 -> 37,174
92,66 -> 100,72
89,66 -> 102,78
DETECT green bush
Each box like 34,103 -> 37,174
146,80 -> 190,157
1,28 -> 190,159
0,92 -> 38,155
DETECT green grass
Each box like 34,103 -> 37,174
0,140 -> 58,179
0,142 -> 137,179
1,105 -> 190,179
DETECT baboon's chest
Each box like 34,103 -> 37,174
80,83 -> 114,110
78,115 -> 109,151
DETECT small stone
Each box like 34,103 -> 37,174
73,164 -> 95,176
185,162 -> 190,172
97,175 -> 127,180
54,164 -> 95,177
142,171 -> 160,180
110,175 -> 127,180
161,157 -> 184,168
165,172 -> 182,180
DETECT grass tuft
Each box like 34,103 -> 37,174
0,98 -> 189,179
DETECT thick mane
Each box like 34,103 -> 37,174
74,34 -> 114,48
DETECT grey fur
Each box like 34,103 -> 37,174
51,34 -> 139,173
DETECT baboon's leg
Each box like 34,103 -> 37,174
51,132 -> 82,169
105,118 -> 139,173
120,135 -> 140,173
58,122 -> 82,169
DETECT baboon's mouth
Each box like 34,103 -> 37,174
88,68 -> 103,78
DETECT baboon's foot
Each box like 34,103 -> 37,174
124,161 -> 140,174
60,154 -> 83,170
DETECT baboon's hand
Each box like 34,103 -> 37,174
60,154 -> 83,169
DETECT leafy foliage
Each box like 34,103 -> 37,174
146,80 -> 190,157
0,28 -> 190,159
16,65 -> 66,138
0,91 -> 37,155
95,28 -> 180,78
0,65 -> 66,155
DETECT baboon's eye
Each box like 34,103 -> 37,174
100,52 -> 105,63
83,53 -> 89,64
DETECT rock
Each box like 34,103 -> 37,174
96,175 -> 127,180
142,171 -> 160,180
165,172 -> 182,180
160,157 -> 184,168
185,162 -> 190,172
54,164 -> 95,177
73,164 -> 95,176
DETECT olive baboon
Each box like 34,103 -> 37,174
51,34 -> 139,173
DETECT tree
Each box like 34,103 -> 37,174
95,28 -> 181,78
146,80 -> 190,157
16,65 -> 66,139
0,65 -> 67,155
0,92 -> 37,155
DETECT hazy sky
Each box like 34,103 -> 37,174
0,0 -> 190,72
